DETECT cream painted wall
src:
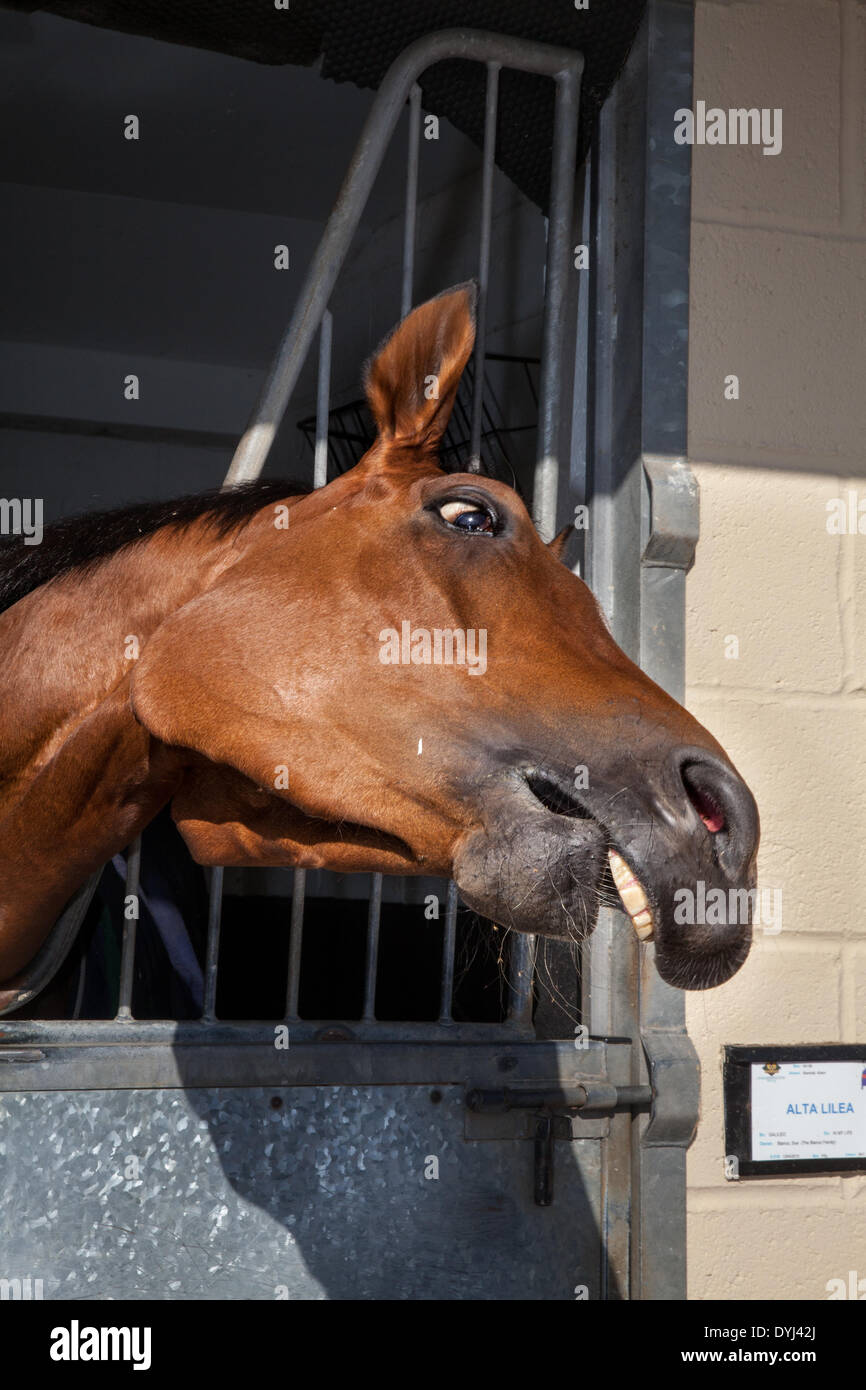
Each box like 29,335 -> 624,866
685,0 -> 866,1298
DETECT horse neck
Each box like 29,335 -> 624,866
0,519 -> 242,767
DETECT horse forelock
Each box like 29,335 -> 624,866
0,479 -> 311,615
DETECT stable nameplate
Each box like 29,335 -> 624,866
724,1045 -> 866,1178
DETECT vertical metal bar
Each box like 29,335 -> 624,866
532,161 -> 586,1042
517,69 -> 581,1027
534,1115 -> 555,1207
313,309 -> 333,489
438,881 -> 459,1021
401,83 -> 422,318
362,874 -> 383,1020
284,868 -> 306,1021
579,1 -> 699,1301
634,0 -> 699,1303
533,68 -> 581,540
277,319 -> 334,1022
582,64 -> 644,1305
284,306 -> 333,1014
506,933 -> 537,1027
202,865 -> 223,1021
469,62 -> 499,472
567,161 -> 591,581
115,836 -> 141,1020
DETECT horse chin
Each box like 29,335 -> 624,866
653,930 -> 753,991
648,881 -> 755,990
451,807 -> 609,944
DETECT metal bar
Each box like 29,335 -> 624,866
534,1115 -> 554,1207
506,932 -> 537,1027
633,0 -> 700,1304
580,0 -> 699,1302
284,304 -> 333,1015
532,67 -> 582,541
284,868 -> 306,1021
510,66 -> 582,1023
582,77 -> 644,1048
115,836 -> 141,1020
401,83 -> 422,317
202,866 -> 223,1022
224,29 -> 583,486
0,1018 -> 541,1049
466,1084 -> 652,1113
0,1037 -> 620,1092
582,62 -> 645,1307
362,873 -> 383,1021
313,310 -> 333,489
438,881 -> 458,1021
468,61 -> 499,471
565,160 -> 590,581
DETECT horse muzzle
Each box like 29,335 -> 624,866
451,747 -> 760,991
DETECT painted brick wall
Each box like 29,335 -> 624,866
686,0 -> 866,1299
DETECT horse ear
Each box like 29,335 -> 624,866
363,282 -> 477,454
548,523 -> 574,562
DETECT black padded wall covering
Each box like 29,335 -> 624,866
3,0 -> 647,210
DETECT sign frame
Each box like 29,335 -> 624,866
723,1044 -> 866,1179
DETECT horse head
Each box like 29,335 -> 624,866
130,283 -> 759,990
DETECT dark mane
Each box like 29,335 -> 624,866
0,479 -> 311,615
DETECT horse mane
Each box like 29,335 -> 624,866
0,479 -> 311,616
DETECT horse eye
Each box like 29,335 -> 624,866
438,499 -> 496,533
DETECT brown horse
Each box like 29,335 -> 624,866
0,284 -> 758,1010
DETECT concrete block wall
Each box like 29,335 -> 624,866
686,0 -> 866,1299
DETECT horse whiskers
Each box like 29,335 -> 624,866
528,932 -> 584,1029
450,908 -> 516,1018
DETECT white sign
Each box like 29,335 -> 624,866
751,1060 -> 866,1161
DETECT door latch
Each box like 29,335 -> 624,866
466,1083 -> 652,1206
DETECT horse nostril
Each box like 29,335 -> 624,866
677,752 -> 759,880
524,769 -> 593,820
681,761 -> 731,834
684,775 -> 727,834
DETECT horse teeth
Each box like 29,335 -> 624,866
608,849 -> 654,942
